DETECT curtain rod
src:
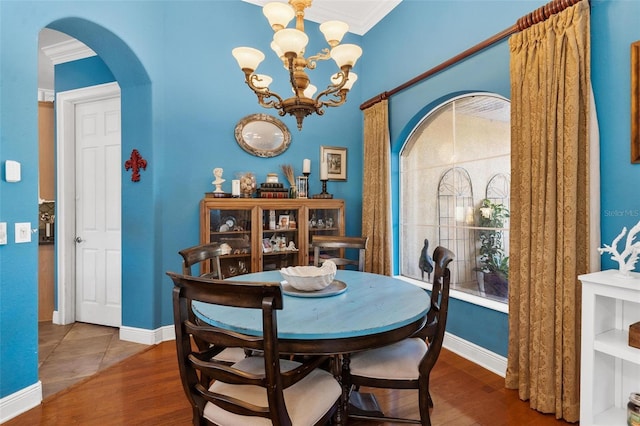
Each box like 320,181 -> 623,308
359,0 -> 585,111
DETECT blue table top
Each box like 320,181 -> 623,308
192,270 -> 430,341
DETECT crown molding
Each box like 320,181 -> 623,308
41,39 -> 96,65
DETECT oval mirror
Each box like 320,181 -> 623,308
234,113 -> 291,157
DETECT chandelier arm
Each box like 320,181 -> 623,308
256,93 -> 284,110
306,48 -> 331,70
316,90 -> 348,109
313,69 -> 349,105
245,74 -> 285,109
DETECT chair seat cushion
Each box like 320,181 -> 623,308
204,357 -> 341,425
349,337 -> 427,380
213,347 -> 247,363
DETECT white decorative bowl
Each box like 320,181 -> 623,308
280,260 -> 337,291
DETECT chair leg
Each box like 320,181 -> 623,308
419,379 -> 432,426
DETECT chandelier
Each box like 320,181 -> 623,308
232,0 -> 362,130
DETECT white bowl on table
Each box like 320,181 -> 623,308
280,260 -> 337,291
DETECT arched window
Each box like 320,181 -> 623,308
400,93 -> 510,303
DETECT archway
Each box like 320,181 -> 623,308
44,18 -> 156,333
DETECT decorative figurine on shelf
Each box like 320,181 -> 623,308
598,220 -> 640,278
212,167 -> 225,193
219,243 -> 232,255
287,241 -> 297,251
418,239 -> 434,281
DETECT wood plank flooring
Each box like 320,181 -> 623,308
6,342 -> 576,425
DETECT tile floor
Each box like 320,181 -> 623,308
38,321 -> 148,399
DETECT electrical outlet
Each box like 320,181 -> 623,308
15,222 -> 31,243
0,222 -> 6,245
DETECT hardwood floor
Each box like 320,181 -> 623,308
7,342 -> 576,425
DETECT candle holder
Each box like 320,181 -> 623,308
312,179 -> 333,199
296,176 -> 308,198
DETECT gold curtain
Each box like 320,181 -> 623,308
505,0 -> 590,422
362,99 -> 392,275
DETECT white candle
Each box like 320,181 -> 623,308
232,179 -> 241,196
320,160 -> 328,180
303,158 -> 311,174
465,206 -> 474,224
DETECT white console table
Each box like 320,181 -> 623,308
579,270 -> 640,425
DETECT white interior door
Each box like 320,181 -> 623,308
74,97 -> 122,327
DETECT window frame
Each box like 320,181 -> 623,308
397,92 -> 511,307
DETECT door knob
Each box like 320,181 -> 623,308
75,237 -> 84,243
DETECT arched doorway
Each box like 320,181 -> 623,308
41,18 -> 155,334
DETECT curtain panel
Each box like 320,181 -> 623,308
505,0 -> 591,422
362,99 -> 392,275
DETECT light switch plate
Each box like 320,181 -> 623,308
15,222 -> 31,243
0,222 -> 6,245
5,160 -> 21,182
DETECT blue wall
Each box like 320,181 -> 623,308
592,0 -> 640,266
56,56 -> 115,92
1,0 -> 640,403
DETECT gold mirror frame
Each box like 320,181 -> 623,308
632,41 -> 640,163
234,113 -> 291,158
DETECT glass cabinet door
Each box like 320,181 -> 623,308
207,207 -> 252,277
307,206 -> 342,265
261,208 -> 300,271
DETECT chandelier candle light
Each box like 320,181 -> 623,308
232,0 -> 362,130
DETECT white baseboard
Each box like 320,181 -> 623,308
443,332 -> 507,377
119,325 -> 175,345
0,382 -> 42,424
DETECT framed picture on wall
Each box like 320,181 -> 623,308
320,146 -> 347,181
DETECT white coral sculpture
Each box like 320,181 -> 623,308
597,220 -> 640,277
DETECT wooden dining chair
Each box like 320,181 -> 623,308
312,235 -> 369,271
178,242 -> 224,279
167,271 -> 342,426
178,243 -> 247,365
345,246 -> 455,425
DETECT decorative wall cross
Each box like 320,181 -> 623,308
124,149 -> 147,182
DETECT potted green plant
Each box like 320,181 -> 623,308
476,199 -> 510,295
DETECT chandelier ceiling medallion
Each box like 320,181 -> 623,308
232,0 -> 362,130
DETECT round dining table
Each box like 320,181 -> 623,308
192,269 -> 431,425
192,269 -> 430,355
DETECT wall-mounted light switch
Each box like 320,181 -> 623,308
0,222 -> 7,245
15,222 -> 31,243
5,160 -> 21,182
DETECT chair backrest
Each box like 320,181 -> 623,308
419,246 -> 454,373
426,246 -> 454,329
168,271 -> 320,425
312,235 -> 369,271
178,242 -> 224,279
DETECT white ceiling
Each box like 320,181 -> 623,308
242,0 -> 401,36
38,1 -> 401,91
